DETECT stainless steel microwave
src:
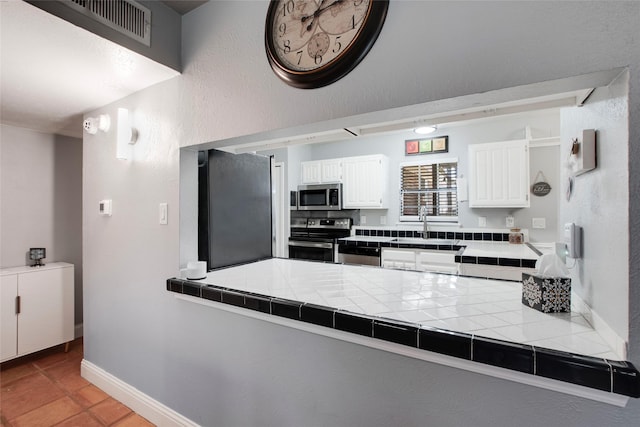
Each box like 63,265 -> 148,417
297,184 -> 342,211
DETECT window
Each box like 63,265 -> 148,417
400,159 -> 458,222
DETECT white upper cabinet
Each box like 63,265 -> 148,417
321,158 -> 343,183
300,158 -> 343,184
342,154 -> 388,209
300,160 -> 322,184
468,139 -> 530,208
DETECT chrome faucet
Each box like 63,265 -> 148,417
419,206 -> 430,239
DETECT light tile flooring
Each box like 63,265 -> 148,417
200,258 -> 622,360
0,339 -> 154,427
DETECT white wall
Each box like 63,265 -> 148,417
560,71 -> 629,344
0,124 -> 83,325
82,1 -> 640,425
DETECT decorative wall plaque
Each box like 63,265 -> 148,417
531,170 -> 552,197
405,136 -> 449,155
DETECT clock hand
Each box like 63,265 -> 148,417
301,0 -> 327,24
301,0 -> 345,31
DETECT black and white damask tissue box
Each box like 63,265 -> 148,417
521,273 -> 571,313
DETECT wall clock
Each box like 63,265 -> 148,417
265,0 -> 389,89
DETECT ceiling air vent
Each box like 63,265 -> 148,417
61,0 -> 151,46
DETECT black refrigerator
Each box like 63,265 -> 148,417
198,149 -> 272,270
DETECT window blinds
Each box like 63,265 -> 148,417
400,162 -> 458,218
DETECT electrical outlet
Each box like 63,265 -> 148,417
506,216 -> 515,228
381,216 -> 387,225
361,215 -> 366,225
478,216 -> 487,227
532,218 -> 546,229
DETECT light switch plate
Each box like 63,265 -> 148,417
159,203 -> 168,225
99,199 -> 112,216
478,216 -> 487,227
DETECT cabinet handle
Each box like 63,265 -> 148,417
15,295 -> 20,314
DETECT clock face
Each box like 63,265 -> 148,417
265,0 -> 388,88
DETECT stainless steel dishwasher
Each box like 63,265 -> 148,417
337,244 -> 381,266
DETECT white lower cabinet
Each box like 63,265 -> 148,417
0,263 -> 74,362
416,251 -> 459,275
1,274 -> 18,361
459,263 -> 535,281
382,249 -> 417,270
382,248 -> 459,274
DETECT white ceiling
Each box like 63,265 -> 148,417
162,1 -> 207,15
0,0 -> 180,138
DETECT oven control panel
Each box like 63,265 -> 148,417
307,218 -> 351,229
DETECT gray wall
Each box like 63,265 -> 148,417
0,124 -> 83,326
560,72 -> 629,345
81,1 -> 640,426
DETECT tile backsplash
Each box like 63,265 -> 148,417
355,228 -> 513,242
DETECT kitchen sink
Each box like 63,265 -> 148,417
390,238 -> 459,246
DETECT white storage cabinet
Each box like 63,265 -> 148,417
416,251 -> 459,275
342,154 -> 389,209
381,249 -> 417,270
300,160 -> 322,184
300,158 -> 343,184
1,263 -> 74,362
468,139 -> 530,208
382,248 -> 459,274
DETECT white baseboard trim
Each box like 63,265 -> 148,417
81,360 -> 199,427
591,308 -> 628,359
571,292 -> 627,359
74,323 -> 83,339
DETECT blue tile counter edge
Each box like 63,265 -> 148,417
166,278 -> 640,399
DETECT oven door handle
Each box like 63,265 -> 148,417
288,241 -> 334,249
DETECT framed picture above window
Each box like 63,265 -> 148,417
405,136 -> 448,155
399,158 -> 458,222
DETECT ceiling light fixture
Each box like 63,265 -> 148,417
414,125 -> 437,135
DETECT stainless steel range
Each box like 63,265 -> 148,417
288,217 -> 352,262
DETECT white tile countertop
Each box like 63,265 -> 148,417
339,236 -> 541,261
461,241 -> 540,259
192,258 -> 620,360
